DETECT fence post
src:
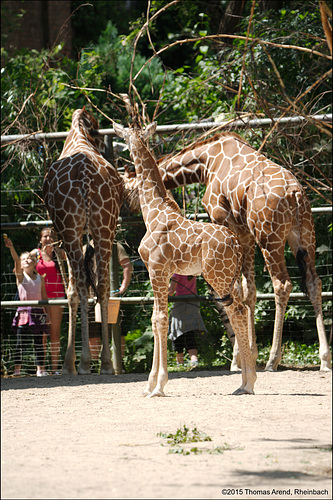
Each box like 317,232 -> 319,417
110,241 -> 122,374
104,134 -> 123,374
104,134 -> 114,162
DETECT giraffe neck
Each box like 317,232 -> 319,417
60,113 -> 101,158
130,136 -> 171,223
158,134 -> 256,189
158,148 -> 209,189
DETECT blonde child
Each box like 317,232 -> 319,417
4,235 -> 49,377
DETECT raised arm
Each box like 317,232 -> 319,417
4,236 -> 23,281
119,258 -> 133,295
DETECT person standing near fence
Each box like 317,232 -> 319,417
31,228 -> 66,374
4,235 -> 49,377
168,274 -> 207,368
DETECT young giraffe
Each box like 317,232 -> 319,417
43,107 -> 123,375
113,98 -> 257,396
156,132 -> 331,372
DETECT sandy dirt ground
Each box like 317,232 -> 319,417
1,368 -> 332,500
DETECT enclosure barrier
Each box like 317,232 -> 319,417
1,114 -> 332,144
0,206 -> 332,231
1,291 -> 332,310
1,113 -> 331,375
1,204 -> 331,307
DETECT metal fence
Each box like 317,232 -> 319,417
1,114 -> 332,375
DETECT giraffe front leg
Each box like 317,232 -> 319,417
230,338 -> 241,372
147,332 -> 168,398
240,240 -> 258,367
229,307 -> 257,372
142,330 -> 159,396
225,299 -> 257,395
144,291 -> 169,398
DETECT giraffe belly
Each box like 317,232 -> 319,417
174,261 -> 202,276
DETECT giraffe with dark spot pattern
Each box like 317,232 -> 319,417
43,107 -> 123,375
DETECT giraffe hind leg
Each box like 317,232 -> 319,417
304,260 -> 331,371
205,278 -> 256,394
290,237 -> 331,371
62,265 -> 78,375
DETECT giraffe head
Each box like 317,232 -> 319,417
113,120 -> 157,150
114,92 -> 157,147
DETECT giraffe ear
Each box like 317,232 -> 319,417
113,121 -> 125,138
143,122 -> 157,141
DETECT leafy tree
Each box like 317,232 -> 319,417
1,0 -> 331,372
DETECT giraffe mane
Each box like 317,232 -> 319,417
73,108 -> 104,153
79,108 -> 99,131
165,196 -> 183,215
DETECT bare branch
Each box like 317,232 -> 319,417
133,33 -> 331,82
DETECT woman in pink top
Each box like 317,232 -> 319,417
4,236 -> 49,377
31,228 -> 66,374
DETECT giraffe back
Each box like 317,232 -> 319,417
158,132 -> 309,238
43,108 -> 123,258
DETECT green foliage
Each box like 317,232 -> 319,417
71,0 -> 145,52
256,341 -> 331,368
281,341 -> 324,366
157,425 -> 235,455
123,328 -> 154,373
157,425 -> 212,445
1,1 -> 331,374
84,21 -> 167,121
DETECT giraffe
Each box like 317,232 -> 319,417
154,131 -> 331,372
43,107 -> 123,375
113,96 -> 257,396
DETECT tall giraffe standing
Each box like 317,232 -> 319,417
113,96 -> 257,396
43,107 -> 123,375
156,132 -> 331,372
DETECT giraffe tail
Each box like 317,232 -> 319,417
296,248 -> 308,296
84,239 -> 99,301
294,189 -> 309,297
215,294 -> 233,306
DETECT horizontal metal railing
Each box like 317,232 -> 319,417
1,290 -> 332,309
1,205 -> 331,231
1,114 -> 332,144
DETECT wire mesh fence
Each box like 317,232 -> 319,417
1,115 -> 332,376
1,209 -> 332,377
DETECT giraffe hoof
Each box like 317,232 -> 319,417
61,366 -> 77,375
232,387 -> 255,395
100,369 -> 114,375
147,389 -> 165,398
320,364 -> 331,372
100,365 -> 114,375
78,367 -> 91,375
264,363 -> 278,372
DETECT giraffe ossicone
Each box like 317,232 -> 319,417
43,107 -> 123,375
113,98 -> 257,396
